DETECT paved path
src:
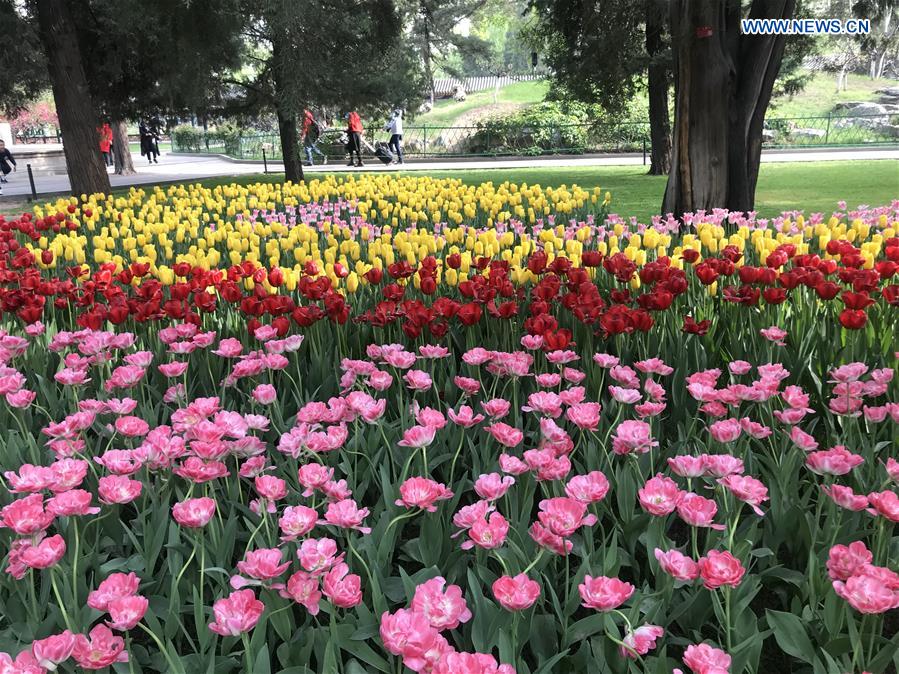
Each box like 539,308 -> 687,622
1,148 -> 897,199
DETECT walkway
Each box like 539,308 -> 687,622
1,147 -> 897,199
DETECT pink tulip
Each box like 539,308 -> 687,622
789,426 -> 819,452
279,570 -> 322,615
1,494 -> 55,535
484,422 -> 523,448
654,548 -> 700,581
822,484 -> 869,511
620,624 -> 664,659
668,455 -> 706,478
639,475 -> 682,516
32,630 -> 76,670
403,369 -> 433,391
411,577 -> 472,629
106,595 -> 149,630
461,512 -> 509,550
565,471 -> 609,504
806,446 -> 864,476
252,384 -> 277,405
565,402 -> 601,430
172,497 -> 216,528
698,550 -> 746,589
21,534 -> 66,569
448,405 -> 485,428
481,398 -> 511,418
867,491 -> 899,522
453,376 -> 481,395
681,643 -> 732,673
827,541 -> 873,582
208,589 -> 265,635
492,573 -> 541,611
72,625 -> 129,669
279,505 -> 318,541
612,420 -> 657,455
88,572 -> 141,611
474,473 -> 515,501
709,418 -> 742,443
579,575 -> 634,611
537,497 -> 597,537
395,477 -> 454,512
322,562 -> 362,608
677,493 -> 724,530
833,569 -> 899,614
398,425 -> 437,449
322,499 -> 371,534
97,475 -> 142,504
718,475 -> 768,516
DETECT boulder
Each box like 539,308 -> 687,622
875,86 -> 899,97
761,129 -> 777,142
791,128 -> 826,139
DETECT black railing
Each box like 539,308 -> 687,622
172,114 -> 899,160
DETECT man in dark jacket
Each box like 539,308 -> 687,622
0,140 -> 16,184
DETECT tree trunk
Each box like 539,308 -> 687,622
645,0 -> 671,176
662,0 -> 793,217
420,0 -> 436,105
111,120 -> 135,175
34,0 -> 111,196
277,107 -> 303,183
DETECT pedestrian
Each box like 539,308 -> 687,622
0,140 -> 16,187
99,122 -> 113,167
139,119 -> 159,164
345,111 -> 364,167
384,109 -> 404,164
303,109 -> 326,166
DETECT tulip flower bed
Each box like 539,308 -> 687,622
0,179 -> 897,674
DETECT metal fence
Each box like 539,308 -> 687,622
172,114 -> 899,161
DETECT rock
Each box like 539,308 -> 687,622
875,86 -> 899,97
762,129 -> 777,142
845,102 -> 889,117
791,128 -> 826,139
877,123 -> 899,138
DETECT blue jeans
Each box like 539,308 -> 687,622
304,141 -> 324,164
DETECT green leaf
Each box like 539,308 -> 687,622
765,609 -> 819,665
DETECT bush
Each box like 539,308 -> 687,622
465,102 -> 590,155
207,122 -> 243,157
172,125 -> 203,152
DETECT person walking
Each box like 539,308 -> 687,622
99,122 -> 113,167
384,109 -> 404,165
0,140 -> 16,188
139,120 -> 159,164
346,111 -> 364,167
303,109 -> 326,166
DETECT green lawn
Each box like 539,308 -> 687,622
181,160 -> 898,223
412,80 -> 549,128
767,72 -> 899,119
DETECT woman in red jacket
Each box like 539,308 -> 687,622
345,111 -> 364,167
98,123 -> 113,167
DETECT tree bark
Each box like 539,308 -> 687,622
662,0 -> 793,217
420,0 -> 436,105
645,0 -> 671,176
111,120 -> 135,175
276,107 -> 302,183
34,0 -> 111,196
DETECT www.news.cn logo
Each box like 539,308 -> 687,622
740,18 -> 870,35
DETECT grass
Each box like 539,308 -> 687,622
413,80 -> 549,128
767,72 -> 899,118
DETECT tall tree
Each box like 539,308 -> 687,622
33,0 -> 110,195
527,0 -> 672,174
662,0 -> 795,216
225,0 -> 422,182
404,0 -> 491,104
